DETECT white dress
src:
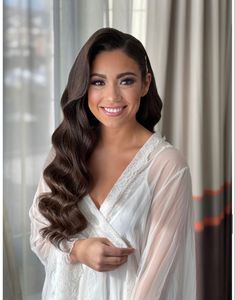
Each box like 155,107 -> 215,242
29,132 -> 197,300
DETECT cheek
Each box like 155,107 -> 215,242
127,90 -> 142,106
87,90 -> 98,110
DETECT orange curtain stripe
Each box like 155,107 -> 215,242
192,181 -> 231,201
194,202 -> 232,232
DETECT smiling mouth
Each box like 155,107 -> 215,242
101,106 -> 127,116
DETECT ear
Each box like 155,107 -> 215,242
141,73 -> 152,97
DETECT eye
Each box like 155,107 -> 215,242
120,78 -> 135,86
90,79 -> 105,86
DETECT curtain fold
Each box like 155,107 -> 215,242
3,205 -> 22,300
146,1 -> 232,299
3,1 -> 54,299
153,0 -> 232,218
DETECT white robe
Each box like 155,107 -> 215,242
29,132 -> 197,300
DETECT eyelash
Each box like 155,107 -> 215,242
120,78 -> 135,85
90,80 -> 105,86
90,78 -> 135,86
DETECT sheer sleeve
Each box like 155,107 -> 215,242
29,149 -> 77,266
131,148 -> 197,300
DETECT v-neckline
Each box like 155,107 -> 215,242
87,133 -> 157,212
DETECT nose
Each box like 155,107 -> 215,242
105,83 -> 121,102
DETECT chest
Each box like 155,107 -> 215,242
88,150 -> 137,208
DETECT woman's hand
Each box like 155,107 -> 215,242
69,237 -> 135,272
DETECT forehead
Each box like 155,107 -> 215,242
90,49 -> 141,74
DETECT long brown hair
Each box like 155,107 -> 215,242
38,28 -> 163,248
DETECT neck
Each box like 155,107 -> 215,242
98,122 -> 150,149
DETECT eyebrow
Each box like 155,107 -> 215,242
90,72 -> 138,79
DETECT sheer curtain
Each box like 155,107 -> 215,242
3,0 -> 232,299
3,1 -> 54,299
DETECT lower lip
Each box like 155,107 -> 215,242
101,107 -> 126,117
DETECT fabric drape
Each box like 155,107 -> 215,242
29,134 -> 197,300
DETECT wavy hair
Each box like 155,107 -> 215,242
38,28 -> 163,248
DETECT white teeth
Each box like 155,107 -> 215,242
103,107 -> 123,113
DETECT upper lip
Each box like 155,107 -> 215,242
101,105 -> 126,108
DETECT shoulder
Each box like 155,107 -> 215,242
147,135 -> 190,186
156,144 -> 187,170
150,134 -> 188,170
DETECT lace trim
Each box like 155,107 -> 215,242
78,131 -> 167,247
100,132 -> 165,218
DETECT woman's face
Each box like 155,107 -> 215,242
88,49 -> 151,130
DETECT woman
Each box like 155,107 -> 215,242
29,28 -> 196,299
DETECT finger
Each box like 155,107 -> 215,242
103,255 -> 128,266
100,238 -> 115,247
96,259 -> 127,272
104,246 -> 135,257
